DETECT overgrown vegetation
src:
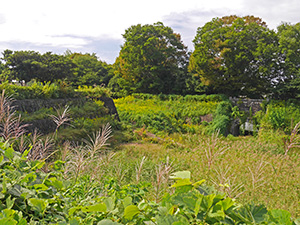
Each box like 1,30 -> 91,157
0,88 -> 300,223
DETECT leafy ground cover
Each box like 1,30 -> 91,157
114,94 -> 223,134
1,143 -> 299,224
1,90 -> 300,224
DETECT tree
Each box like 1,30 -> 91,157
114,22 -> 189,94
66,52 -> 114,86
275,22 -> 300,99
1,50 -> 75,82
189,15 -> 279,98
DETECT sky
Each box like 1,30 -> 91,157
0,0 -> 299,64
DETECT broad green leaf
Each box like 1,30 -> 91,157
28,198 -> 48,214
171,178 -> 192,188
207,203 -> 225,222
122,196 -> 132,208
17,218 -> 27,225
235,203 -> 267,224
21,172 -> 37,184
123,205 -> 139,220
192,179 -> 205,187
68,207 -> 81,216
97,219 -> 122,225
52,160 -> 65,172
0,218 -> 17,225
31,160 -> 45,170
155,214 -> 186,225
104,197 -> 115,212
137,199 -> 148,211
69,217 -> 81,225
82,203 -> 107,213
194,196 -> 203,216
8,185 -> 22,197
6,196 -> 15,209
200,194 -> 215,212
170,171 -> 191,180
2,208 -> 16,217
0,154 -> 3,164
220,198 -> 234,212
47,177 -> 64,190
4,147 -> 14,159
267,209 -> 293,225
33,183 -> 48,191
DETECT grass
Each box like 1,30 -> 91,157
2,90 -> 300,221
114,95 -> 220,134
85,133 -> 300,218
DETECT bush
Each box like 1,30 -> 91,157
207,101 -> 233,136
115,94 -> 220,134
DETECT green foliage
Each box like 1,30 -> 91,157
207,101 -> 233,135
76,85 -> 112,98
189,15 -> 279,98
114,22 -> 189,94
115,94 -> 221,134
66,51 -> 114,87
275,22 -> 300,99
257,100 -> 300,133
1,144 -> 299,224
1,50 -> 75,82
0,80 -> 77,99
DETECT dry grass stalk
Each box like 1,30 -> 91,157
63,123 -> 113,182
65,146 -> 88,183
61,141 -> 71,161
248,159 -> 267,191
90,152 -> 116,180
84,123 -> 112,158
154,157 -> 173,202
204,129 -> 228,169
0,90 -> 28,142
50,105 -> 71,132
136,156 -> 146,183
28,135 -> 54,161
284,121 -> 300,155
211,165 -> 244,199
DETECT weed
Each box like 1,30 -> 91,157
204,129 -> 228,169
284,121 -> 300,155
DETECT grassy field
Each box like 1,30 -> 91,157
111,94 -> 300,217
2,92 -> 300,223
83,132 -> 299,218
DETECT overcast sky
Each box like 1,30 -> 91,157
0,0 -> 299,64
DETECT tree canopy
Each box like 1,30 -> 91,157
0,50 -> 114,87
66,52 -> 114,86
114,22 -> 189,94
1,50 -> 75,82
274,22 -> 300,98
189,15 -> 279,98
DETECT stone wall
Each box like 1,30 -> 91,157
12,97 -> 119,134
12,98 -> 87,113
229,97 -> 264,115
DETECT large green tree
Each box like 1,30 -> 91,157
275,22 -> 300,99
66,52 -> 114,86
1,50 -> 75,82
189,15 -> 279,98
114,22 -> 189,94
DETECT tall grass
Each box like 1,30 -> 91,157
101,133 -> 300,217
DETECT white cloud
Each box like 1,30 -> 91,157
0,0 -> 299,63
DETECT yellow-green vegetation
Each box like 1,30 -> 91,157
107,133 -> 300,218
2,90 -> 300,223
115,94 -> 223,134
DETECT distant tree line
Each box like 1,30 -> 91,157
1,15 -> 300,99
0,50 -> 114,87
